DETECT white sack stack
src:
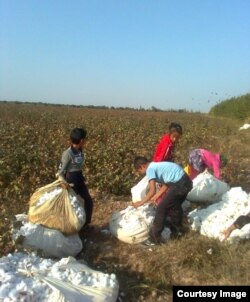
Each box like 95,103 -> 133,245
187,171 -> 230,203
12,214 -> 83,258
188,187 -> 250,243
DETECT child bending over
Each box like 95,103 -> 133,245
186,149 -> 227,180
133,156 -> 192,245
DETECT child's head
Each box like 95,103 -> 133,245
169,122 -> 182,143
134,156 -> 150,175
70,128 -> 87,147
220,153 -> 228,168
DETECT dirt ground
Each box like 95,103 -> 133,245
77,193 -> 173,302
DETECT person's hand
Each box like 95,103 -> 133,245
151,195 -> 158,203
61,182 -> 70,190
221,224 -> 235,241
132,201 -> 145,208
148,196 -> 157,207
221,228 -> 232,241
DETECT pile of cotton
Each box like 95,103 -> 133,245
109,204 -> 171,244
12,214 -> 83,258
188,187 -> 250,243
0,252 -> 119,302
239,123 -> 250,130
68,191 -> 85,223
35,188 -> 62,207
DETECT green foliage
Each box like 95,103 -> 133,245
0,103 -> 239,201
209,93 -> 250,120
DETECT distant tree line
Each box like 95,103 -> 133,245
209,93 -> 250,120
0,100 -> 194,113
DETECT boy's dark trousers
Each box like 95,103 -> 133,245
150,173 -> 192,243
234,213 -> 250,229
66,171 -> 93,226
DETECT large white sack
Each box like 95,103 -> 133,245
188,187 -> 250,243
131,177 -> 192,214
109,204 -> 171,244
0,253 -> 119,302
131,176 -> 149,202
187,170 -> 230,203
12,214 -> 83,258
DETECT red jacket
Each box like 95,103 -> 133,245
153,134 -> 175,162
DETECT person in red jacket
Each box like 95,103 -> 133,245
153,122 -> 182,162
152,123 -> 182,204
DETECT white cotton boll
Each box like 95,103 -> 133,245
69,193 -> 85,223
2,272 -> 13,283
87,276 -> 93,283
0,284 -> 12,298
1,253 -> 119,301
8,288 -> 19,299
36,188 -> 62,207
109,279 -> 117,288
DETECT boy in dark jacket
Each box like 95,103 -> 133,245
58,127 -> 93,230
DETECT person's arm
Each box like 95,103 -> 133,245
222,223 -> 237,240
213,163 -> 221,179
133,179 -> 156,208
151,184 -> 168,202
210,153 -> 221,179
58,150 -> 71,188
234,214 -> 250,229
223,213 -> 250,240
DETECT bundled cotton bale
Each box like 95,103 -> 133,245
187,171 -> 230,203
12,214 -> 83,258
109,204 -> 171,244
0,253 -> 119,302
188,187 -> 250,243
28,179 -> 86,235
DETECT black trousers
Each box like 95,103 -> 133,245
234,213 -> 250,229
66,171 -> 93,225
150,173 -> 193,243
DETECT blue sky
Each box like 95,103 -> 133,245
0,0 -> 249,112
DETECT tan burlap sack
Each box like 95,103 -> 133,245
28,179 -> 86,235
